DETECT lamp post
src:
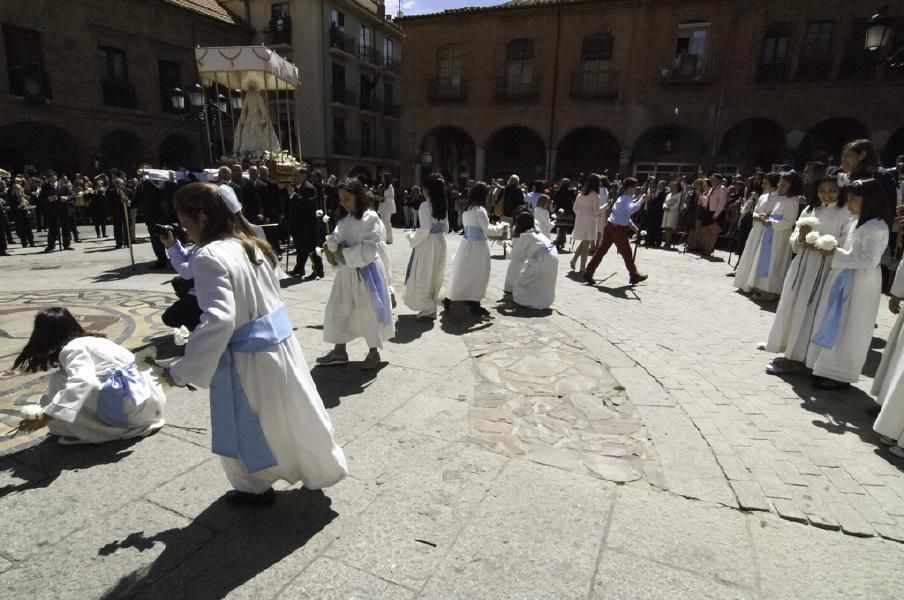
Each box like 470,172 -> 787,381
170,84 -> 215,165
866,7 -> 904,69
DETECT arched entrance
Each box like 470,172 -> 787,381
0,121 -> 82,174
485,125 -> 545,181
556,127 -> 620,178
885,127 -> 904,165
100,129 -> 145,174
631,126 -> 706,180
420,126 -> 475,187
159,135 -> 197,170
797,118 -> 869,166
718,118 -> 786,172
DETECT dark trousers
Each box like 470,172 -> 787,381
293,246 -> 324,276
162,294 -> 203,331
45,212 -> 71,250
35,205 -> 45,231
585,222 -> 638,277
112,213 -> 130,247
67,213 -> 79,242
148,226 -> 167,262
265,224 -> 282,254
16,222 -> 34,246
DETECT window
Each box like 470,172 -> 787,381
359,25 -> 373,62
98,46 -> 134,108
271,2 -> 288,17
506,39 -> 535,85
839,19 -> 870,80
437,44 -> 462,83
269,3 -> 291,44
797,21 -> 834,80
384,37 -> 395,67
756,23 -> 791,83
158,60 -> 181,112
578,33 -> 614,90
384,125 -> 394,157
331,62 -> 346,102
3,25 -> 50,99
331,9 -> 345,30
333,115 -> 346,154
383,81 -> 393,106
672,22 -> 709,78
360,74 -> 373,109
361,121 -> 373,156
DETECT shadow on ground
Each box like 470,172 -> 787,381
99,488 -> 336,600
391,314 -> 434,344
310,363 -> 386,408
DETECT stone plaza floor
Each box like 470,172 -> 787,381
0,225 -> 902,599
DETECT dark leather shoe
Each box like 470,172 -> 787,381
582,272 -> 595,284
629,273 -> 648,285
224,488 -> 276,506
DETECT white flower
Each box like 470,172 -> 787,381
796,216 -> 820,228
805,231 -> 820,245
326,238 -> 339,252
640,230 -> 648,237
173,325 -> 190,347
316,209 -> 324,218
557,208 -> 564,214
322,215 -> 331,224
814,234 -> 838,251
21,404 -> 43,420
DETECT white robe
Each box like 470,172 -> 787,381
766,204 -> 853,361
734,193 -> 798,294
806,218 -> 888,383
572,192 -> 599,242
40,337 -> 165,443
324,209 -> 395,348
534,207 -> 554,239
873,259 -> 904,445
446,206 -> 503,302
595,188 -> 610,238
404,200 -> 448,313
378,185 -> 396,244
661,192 -> 680,229
170,239 -> 347,492
505,230 -> 558,309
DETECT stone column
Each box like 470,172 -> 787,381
545,149 -> 557,181
619,149 -> 631,177
475,147 -> 486,182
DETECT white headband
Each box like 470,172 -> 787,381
217,184 -> 242,214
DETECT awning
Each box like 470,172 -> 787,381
194,46 -> 299,90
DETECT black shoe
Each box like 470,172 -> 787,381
582,272 -> 596,285
224,488 -> 276,506
629,273 -> 648,285
43,247 -> 54,253
442,298 -> 451,312
469,303 -> 490,316
302,273 -> 319,281
64,246 -> 74,251
149,261 -> 168,270
0,252 -> 9,257
115,245 -> 122,249
812,376 -> 850,391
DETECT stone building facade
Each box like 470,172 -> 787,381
399,0 -> 904,187
0,0 -> 250,174
222,0 -> 403,183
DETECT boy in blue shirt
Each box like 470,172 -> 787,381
584,177 -> 649,285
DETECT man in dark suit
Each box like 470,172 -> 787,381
242,165 -> 262,223
257,166 -> 282,255
287,166 -> 324,279
135,170 -> 175,269
42,171 -> 72,252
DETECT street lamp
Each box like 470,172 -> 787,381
866,7 -> 892,52
169,87 -> 185,111
216,93 -> 228,113
231,89 -> 243,111
189,83 -> 204,108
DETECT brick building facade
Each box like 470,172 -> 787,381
399,0 -> 904,187
0,0 -> 250,175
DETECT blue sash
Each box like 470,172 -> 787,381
811,269 -> 854,349
209,304 -> 293,472
430,222 -> 445,234
756,215 -> 784,278
360,262 -> 393,326
405,222 -> 445,283
96,363 -> 150,428
533,243 -> 555,259
464,225 -> 487,241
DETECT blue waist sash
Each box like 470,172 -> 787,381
361,262 -> 393,327
811,268 -> 854,350
97,362 -> 150,428
209,304 -> 293,472
756,215 -> 784,278
533,244 -> 555,259
463,225 -> 487,241
430,222 -> 445,234
406,223 -> 446,282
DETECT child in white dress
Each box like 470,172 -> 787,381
403,174 -> 448,319
534,194 -> 555,239
319,178 -> 395,368
15,308 -> 165,444
505,211 -> 559,310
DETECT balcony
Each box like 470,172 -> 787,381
331,88 -> 357,108
428,78 -> 467,102
495,77 -> 539,102
329,29 -> 356,56
383,102 -> 401,118
101,80 -> 137,109
570,71 -> 619,100
660,53 -> 719,83
384,59 -> 402,76
333,137 -> 358,156
360,95 -> 383,113
267,17 -> 292,46
754,62 -> 789,84
359,45 -> 383,68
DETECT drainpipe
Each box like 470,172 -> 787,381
546,3 -> 562,180
321,0 -> 330,169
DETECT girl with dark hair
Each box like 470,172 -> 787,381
734,172 -> 798,299
376,172 -> 397,244
806,179 -> 891,390
443,181 -> 506,316
403,174 -> 449,319
873,227 -> 904,458
570,173 -> 602,272
766,175 -> 852,374
504,210 -> 559,310
319,178 -> 394,367
165,182 -> 347,505
13,307 -> 166,444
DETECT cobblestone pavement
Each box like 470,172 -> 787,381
0,227 -> 901,599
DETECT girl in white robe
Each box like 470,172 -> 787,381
404,175 -> 448,319
444,182 -> 505,316
165,183 -> 347,505
767,176 -> 851,373
806,179 -> 891,389
505,212 -> 559,310
872,257 -> 904,457
534,194 -> 555,239
320,179 -> 394,367
734,172 -> 799,299
377,173 -> 396,244
15,308 -> 165,444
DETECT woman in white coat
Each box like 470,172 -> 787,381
661,181 -> 682,248
14,307 -> 165,444
377,173 -> 397,244
444,182 -> 505,316
319,179 -> 395,367
807,179 -> 891,390
734,172 -> 799,299
872,256 -> 904,457
505,211 -> 559,310
766,175 -> 851,374
403,174 -> 448,319
164,183 -> 347,505
570,174 -> 603,272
